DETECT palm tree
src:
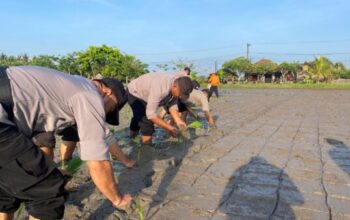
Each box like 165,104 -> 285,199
307,56 -> 335,82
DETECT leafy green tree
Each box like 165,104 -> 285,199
334,62 -> 346,70
217,69 -> 224,81
0,53 -> 31,66
336,69 -> 350,79
196,75 -> 207,84
222,56 -> 252,76
76,45 -> 125,77
21,54 -> 30,64
190,71 -> 198,80
120,55 -> 148,81
58,53 -> 79,74
307,56 -> 335,82
253,59 -> 278,76
278,62 -> 299,82
334,62 -> 350,79
30,55 -> 59,69
1,45 -> 148,80
76,44 -> 147,79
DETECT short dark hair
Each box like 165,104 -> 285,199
175,77 -> 193,101
184,67 -> 191,75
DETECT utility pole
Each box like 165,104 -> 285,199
215,60 -> 218,72
246,43 -> 251,60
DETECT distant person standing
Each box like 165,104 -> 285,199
208,72 -> 220,98
183,67 -> 191,75
184,67 -> 201,90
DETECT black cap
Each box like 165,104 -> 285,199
184,67 -> 191,75
99,78 -> 127,125
176,76 -> 193,101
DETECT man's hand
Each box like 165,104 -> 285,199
113,194 -> 133,210
87,161 -> 132,209
166,125 -> 178,137
209,121 -> 217,129
175,119 -> 187,131
205,111 -> 216,129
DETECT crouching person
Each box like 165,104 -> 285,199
127,70 -> 193,144
0,66 -> 131,219
160,89 -> 216,128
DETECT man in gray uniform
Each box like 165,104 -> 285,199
127,71 -> 193,144
160,88 -> 216,128
0,66 -> 131,219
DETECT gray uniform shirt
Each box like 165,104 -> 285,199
127,71 -> 187,119
0,66 -> 109,161
186,89 -> 210,112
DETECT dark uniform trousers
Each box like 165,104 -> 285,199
210,85 -> 219,97
0,67 -> 67,220
128,91 -> 177,136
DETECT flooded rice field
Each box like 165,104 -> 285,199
17,89 -> 350,219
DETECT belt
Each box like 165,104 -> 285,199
0,66 -> 14,121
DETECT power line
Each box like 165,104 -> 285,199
133,38 -> 350,56
143,52 -> 244,64
252,38 -> 350,45
253,52 -> 350,56
134,44 -> 243,56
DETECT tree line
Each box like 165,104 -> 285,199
2,45 -> 349,83
221,56 -> 350,82
0,45 -> 148,81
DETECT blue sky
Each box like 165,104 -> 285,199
0,0 -> 349,72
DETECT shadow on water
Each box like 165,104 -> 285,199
218,156 -> 304,220
326,138 -> 350,177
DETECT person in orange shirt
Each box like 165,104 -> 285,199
208,72 -> 220,97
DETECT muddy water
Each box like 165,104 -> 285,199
16,89 -> 350,219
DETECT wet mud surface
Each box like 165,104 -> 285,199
17,89 -> 350,219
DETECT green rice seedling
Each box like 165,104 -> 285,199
61,159 -> 66,170
135,196 -> 144,220
137,146 -> 142,162
187,120 -> 202,129
133,135 -> 140,144
66,157 -> 83,174
15,203 -> 24,220
109,128 -> 116,134
177,136 -> 181,144
207,126 -> 211,132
